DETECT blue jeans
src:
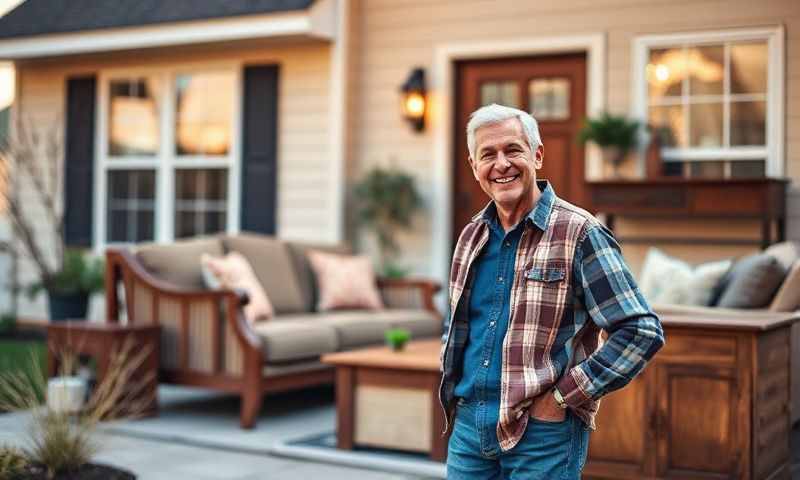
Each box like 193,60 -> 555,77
446,398 -> 590,479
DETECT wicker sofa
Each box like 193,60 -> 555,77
105,232 -> 443,428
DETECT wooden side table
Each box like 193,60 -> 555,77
46,321 -> 161,417
322,339 -> 448,461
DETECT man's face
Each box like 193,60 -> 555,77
470,117 -> 543,207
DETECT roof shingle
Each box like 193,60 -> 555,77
0,0 -> 316,40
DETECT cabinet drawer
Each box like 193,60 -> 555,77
658,332 -> 737,365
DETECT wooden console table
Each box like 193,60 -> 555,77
585,312 -> 798,480
46,321 -> 161,417
585,178 -> 788,248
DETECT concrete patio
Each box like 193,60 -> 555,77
0,384 -> 440,480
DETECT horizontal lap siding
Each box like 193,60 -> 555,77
347,0 -> 800,282
10,41 -> 332,320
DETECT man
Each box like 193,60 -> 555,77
439,104 -> 664,479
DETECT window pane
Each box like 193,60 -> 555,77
174,168 -> 228,239
730,160 -> 765,178
649,104 -> 686,148
528,78 -> 570,121
730,101 -> 766,146
647,48 -> 684,102
731,42 -> 767,94
689,160 -> 725,179
689,102 -> 723,147
480,81 -> 518,108
107,170 -> 156,243
687,46 -> 724,96
663,162 -> 684,177
109,78 -> 160,156
175,72 -> 235,156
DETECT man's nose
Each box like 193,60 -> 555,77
495,152 -> 512,168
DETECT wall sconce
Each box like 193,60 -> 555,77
400,68 -> 426,132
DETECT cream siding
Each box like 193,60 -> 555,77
346,0 -> 800,281
9,40 -> 332,320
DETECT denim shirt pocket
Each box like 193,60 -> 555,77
524,265 -> 566,283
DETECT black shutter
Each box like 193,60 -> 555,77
241,65 -> 279,234
64,76 -> 96,247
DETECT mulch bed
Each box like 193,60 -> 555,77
15,463 -> 135,479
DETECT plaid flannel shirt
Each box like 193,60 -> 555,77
439,181 -> 664,451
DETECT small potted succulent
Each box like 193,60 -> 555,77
385,328 -> 412,352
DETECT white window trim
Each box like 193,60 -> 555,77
632,26 -> 785,177
93,61 -> 242,254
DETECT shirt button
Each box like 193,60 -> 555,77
498,276 -> 503,282
483,360 -> 489,367
505,241 -> 511,247
490,321 -> 496,326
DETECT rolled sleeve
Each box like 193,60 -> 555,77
556,224 -> 665,405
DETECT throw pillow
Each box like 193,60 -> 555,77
307,250 -> 384,311
200,252 -> 274,324
714,252 -> 787,309
638,248 -> 732,306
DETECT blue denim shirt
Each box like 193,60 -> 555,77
453,205 -> 527,402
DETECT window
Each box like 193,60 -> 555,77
99,67 -> 239,247
634,27 -> 784,179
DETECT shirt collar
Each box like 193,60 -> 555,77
471,180 -> 556,232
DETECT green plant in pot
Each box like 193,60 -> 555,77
578,112 -> 641,177
385,328 -> 412,352
25,249 -> 105,321
0,117 -> 105,321
353,166 -> 423,278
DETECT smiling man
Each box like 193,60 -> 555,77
439,104 -> 664,479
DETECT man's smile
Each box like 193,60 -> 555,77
492,174 -> 520,184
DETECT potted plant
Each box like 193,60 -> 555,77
0,117 -> 104,321
384,328 -> 412,352
353,166 -> 423,278
578,112 -> 641,177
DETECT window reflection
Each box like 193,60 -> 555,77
109,78 -> 160,156
175,72 -> 235,156
480,81 -> 518,108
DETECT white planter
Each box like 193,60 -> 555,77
47,376 -> 87,414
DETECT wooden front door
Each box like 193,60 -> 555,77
453,53 -> 587,243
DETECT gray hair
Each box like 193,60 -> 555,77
466,104 -> 542,160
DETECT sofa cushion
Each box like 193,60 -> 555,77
287,241 -> 352,312
639,248 -> 732,306
135,236 -> 223,288
201,252 -> 274,324
307,250 -> 384,311
222,233 -> 306,314
277,309 -> 441,350
769,260 -> 800,312
251,319 -> 338,362
764,241 -> 799,271
715,252 -> 787,309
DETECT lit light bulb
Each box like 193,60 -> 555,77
404,93 -> 425,117
655,64 -> 670,82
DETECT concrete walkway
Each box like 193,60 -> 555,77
0,409 -> 431,479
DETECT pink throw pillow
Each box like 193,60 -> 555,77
200,252 -> 274,324
307,250 -> 384,311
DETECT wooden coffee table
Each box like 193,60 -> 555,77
46,321 -> 161,417
321,339 -> 447,461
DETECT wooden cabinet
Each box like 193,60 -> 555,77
584,314 -> 797,480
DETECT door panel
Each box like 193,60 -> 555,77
453,54 -> 587,246
657,364 -> 741,479
584,374 -> 653,479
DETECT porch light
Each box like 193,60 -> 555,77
400,68 -> 426,132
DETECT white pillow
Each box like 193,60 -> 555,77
639,248 -> 731,306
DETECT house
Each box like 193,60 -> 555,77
0,0 -> 798,321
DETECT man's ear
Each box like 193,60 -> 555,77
533,145 -> 544,170
469,157 -> 480,181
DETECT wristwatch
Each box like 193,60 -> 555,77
552,387 -> 568,409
